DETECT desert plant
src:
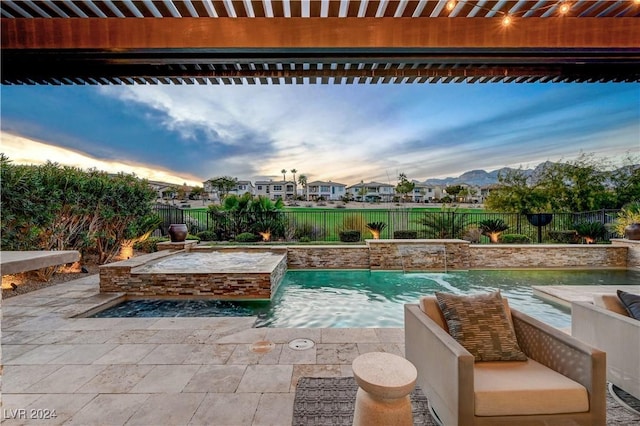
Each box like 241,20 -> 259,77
462,226 -> 482,244
573,221 -> 607,244
548,230 -> 580,244
499,234 -> 531,244
415,208 -> 469,239
478,218 -> 509,243
610,201 -> 640,237
195,230 -> 218,241
394,230 -> 418,239
336,213 -> 367,236
235,232 -> 261,243
366,222 -> 387,239
339,230 -> 361,242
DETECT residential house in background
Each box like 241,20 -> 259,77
347,181 -> 395,202
255,180 -> 297,200
230,180 -> 255,197
305,181 -> 347,201
411,182 -> 442,202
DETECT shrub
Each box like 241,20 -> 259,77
548,230 -> 580,244
336,204 -> 346,209
235,232 -> 261,242
299,236 -> 311,243
134,236 -> 169,253
573,221 -> 607,244
186,234 -> 200,241
394,230 -> 417,239
499,234 -> 531,244
478,218 -> 509,243
339,230 -> 361,242
611,201 -> 640,237
462,227 -> 482,244
366,222 -> 387,239
196,230 -> 218,241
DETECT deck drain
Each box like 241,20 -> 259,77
288,338 -> 315,351
250,341 -> 275,353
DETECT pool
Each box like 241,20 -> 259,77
91,269 -> 640,328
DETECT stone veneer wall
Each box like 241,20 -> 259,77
286,245 -> 370,269
467,244 -> 628,269
100,248 -> 287,299
367,239 -> 470,271
611,239 -> 640,269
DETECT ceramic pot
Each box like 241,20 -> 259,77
168,223 -> 188,242
624,223 -> 640,240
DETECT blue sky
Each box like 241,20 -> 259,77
1,82 -> 638,187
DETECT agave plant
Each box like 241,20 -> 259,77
365,222 -> 387,239
573,221 -> 607,244
478,218 -> 510,243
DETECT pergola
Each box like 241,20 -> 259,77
1,0 -> 640,85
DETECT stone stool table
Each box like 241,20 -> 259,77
351,352 -> 418,426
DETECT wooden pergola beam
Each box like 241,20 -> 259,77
3,17 -> 639,50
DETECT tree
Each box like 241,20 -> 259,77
484,168 -> 549,214
396,173 -> 415,202
298,174 -> 308,201
610,154 -> 640,208
291,168 -> 298,198
190,186 -> 205,204
281,169 -> 287,181
444,185 -> 464,202
208,176 -> 238,201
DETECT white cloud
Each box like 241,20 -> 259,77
0,132 -> 203,186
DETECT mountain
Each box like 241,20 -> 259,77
423,167 -> 533,187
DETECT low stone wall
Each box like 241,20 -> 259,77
367,239 -> 470,271
467,244 -> 628,269
286,245 -> 370,269
611,239 -> 640,269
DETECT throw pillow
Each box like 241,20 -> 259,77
617,290 -> 640,320
435,290 -> 527,362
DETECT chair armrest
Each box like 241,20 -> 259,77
404,304 -> 475,426
572,301 -> 640,400
511,308 -> 606,420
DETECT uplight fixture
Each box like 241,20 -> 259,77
446,0 -> 456,11
558,2 -> 571,15
502,15 -> 512,27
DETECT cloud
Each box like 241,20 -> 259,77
0,132 -> 203,186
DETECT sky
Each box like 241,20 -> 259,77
1,82 -> 638,187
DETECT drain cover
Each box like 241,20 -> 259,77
288,338 -> 315,351
250,341 -> 275,353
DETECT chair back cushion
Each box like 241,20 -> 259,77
593,294 -> 630,317
434,291 -> 527,362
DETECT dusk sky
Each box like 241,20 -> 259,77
1,82 -> 638,187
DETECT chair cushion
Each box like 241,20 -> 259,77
474,359 -> 589,416
618,290 -> 640,320
435,291 -> 527,362
593,293 -> 630,317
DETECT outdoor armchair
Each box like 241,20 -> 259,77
404,297 -> 606,426
572,294 -> 640,400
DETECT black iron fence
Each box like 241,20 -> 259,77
154,204 -> 621,244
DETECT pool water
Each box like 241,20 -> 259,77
91,269 -> 640,328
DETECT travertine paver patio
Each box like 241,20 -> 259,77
1,274 -> 405,425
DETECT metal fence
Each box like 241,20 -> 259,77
154,204 -> 621,243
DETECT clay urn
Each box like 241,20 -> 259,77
168,223 -> 188,242
624,223 -> 640,240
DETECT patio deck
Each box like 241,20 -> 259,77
1,274 -> 403,425
3,273 -> 638,425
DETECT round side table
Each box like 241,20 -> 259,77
351,352 -> 418,426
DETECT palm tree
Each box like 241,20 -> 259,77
298,174 -> 308,201
281,169 -> 287,181
291,169 -> 297,197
